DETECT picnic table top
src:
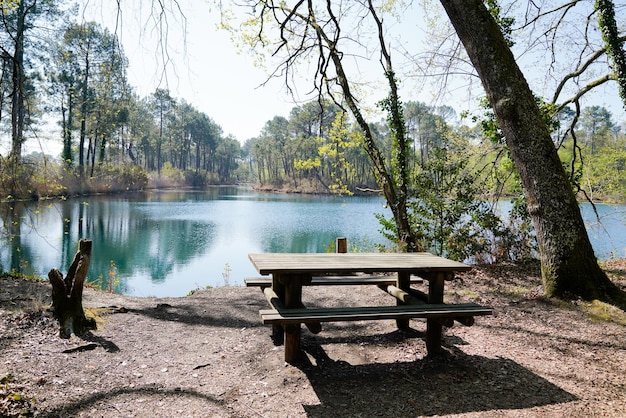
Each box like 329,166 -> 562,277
248,252 -> 471,275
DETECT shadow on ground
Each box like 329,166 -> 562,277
39,386 -> 227,417
297,335 -> 577,417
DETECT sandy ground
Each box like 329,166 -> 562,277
1,260 -> 625,417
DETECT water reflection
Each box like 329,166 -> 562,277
0,187 -> 390,296
4,188 -> 626,297
1,193 -> 217,296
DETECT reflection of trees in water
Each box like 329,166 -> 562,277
0,198 -> 215,292
0,201 -> 38,274
54,199 -> 214,288
142,219 -> 216,284
264,230 -> 340,253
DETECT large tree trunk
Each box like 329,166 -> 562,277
49,239 -> 96,338
439,0 -> 623,302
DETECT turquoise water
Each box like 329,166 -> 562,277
2,187 -> 625,296
0,187 -> 391,296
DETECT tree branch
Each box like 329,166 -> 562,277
555,73 -> 616,113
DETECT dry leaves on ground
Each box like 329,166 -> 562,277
1,262 -> 625,417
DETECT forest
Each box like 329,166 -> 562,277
1,0 -> 626,303
0,1 -> 624,203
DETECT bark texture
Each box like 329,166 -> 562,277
439,0 -> 621,301
49,239 -> 96,338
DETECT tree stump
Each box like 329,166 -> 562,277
48,239 -> 96,338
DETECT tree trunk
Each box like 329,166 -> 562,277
49,239 -> 96,338
79,45 -> 90,176
10,0 -> 26,163
439,0 -> 623,302
314,12 -> 420,252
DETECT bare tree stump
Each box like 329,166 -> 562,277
48,239 -> 96,338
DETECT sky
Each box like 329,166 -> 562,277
83,0 -> 626,136
81,0 -> 300,142
10,0 -> 626,156
76,0 -> 485,145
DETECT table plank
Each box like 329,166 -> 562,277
248,252 -> 470,275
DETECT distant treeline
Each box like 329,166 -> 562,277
0,7 -> 624,202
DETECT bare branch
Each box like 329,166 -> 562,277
555,73 -> 616,113
516,0 -> 582,31
552,45 -> 608,104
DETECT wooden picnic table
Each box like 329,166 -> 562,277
248,252 -> 490,363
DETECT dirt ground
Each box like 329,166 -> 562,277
1,260 -> 625,417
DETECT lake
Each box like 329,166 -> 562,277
1,187 -> 626,297
0,187 -> 392,296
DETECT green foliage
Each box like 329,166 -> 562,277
595,0 -> 626,107
0,0 -> 19,11
470,96 -> 559,147
184,170 -> 209,188
555,105 -> 626,201
259,100 -> 376,193
155,162 -> 185,187
294,156 -> 322,170
485,0 -> 515,47
468,95 -> 561,200
579,138 -> 626,200
378,70 -> 410,191
318,112 -> 363,195
466,97 -> 504,145
411,135 -> 511,261
494,197 -> 537,262
375,99 -> 542,262
55,21 -> 129,173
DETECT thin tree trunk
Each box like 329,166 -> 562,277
79,36 -> 92,177
10,0 -> 26,163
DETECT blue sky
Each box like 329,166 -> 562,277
11,0 -> 625,156
90,1 -> 625,137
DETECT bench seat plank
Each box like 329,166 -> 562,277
260,303 -> 493,325
245,275 -> 423,287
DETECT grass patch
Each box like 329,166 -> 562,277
187,285 -> 213,297
83,306 -> 129,330
581,300 -> 626,325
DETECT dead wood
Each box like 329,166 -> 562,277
48,239 -> 96,338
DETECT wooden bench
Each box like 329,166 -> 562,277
260,303 -> 493,325
257,280 -> 493,358
245,275 -> 423,287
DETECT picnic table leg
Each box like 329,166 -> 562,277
395,271 -> 411,329
271,275 -> 285,345
426,272 -> 446,355
282,275 -> 304,363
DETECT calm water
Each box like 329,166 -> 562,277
0,187 -> 392,296
2,187 -> 626,296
